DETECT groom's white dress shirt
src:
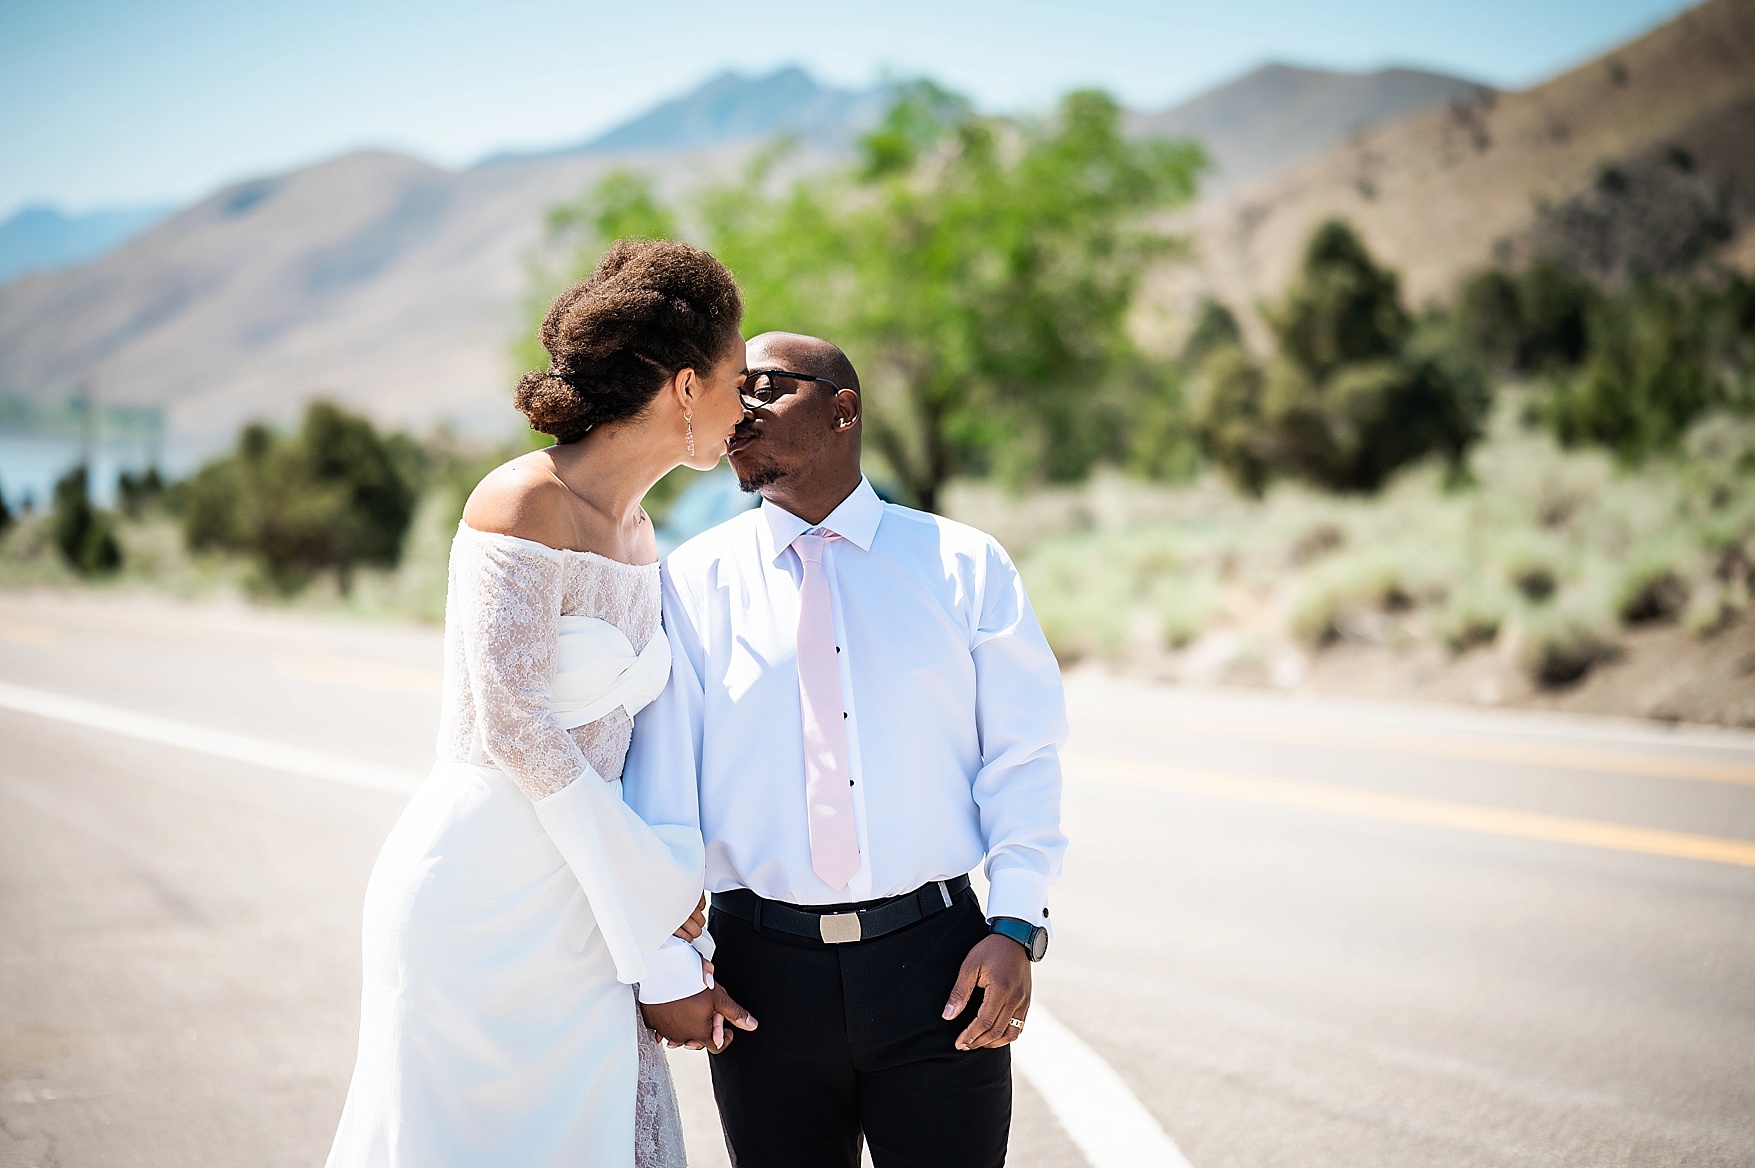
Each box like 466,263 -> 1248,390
622,476 -> 1068,1004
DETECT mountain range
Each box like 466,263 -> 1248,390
485,66 -> 888,163
2,2 -> 1749,461
0,204 -> 173,285
1129,64 -> 1487,198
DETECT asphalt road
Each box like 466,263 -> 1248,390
2,591 -> 1752,1168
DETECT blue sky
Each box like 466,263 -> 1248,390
0,0 -> 1699,220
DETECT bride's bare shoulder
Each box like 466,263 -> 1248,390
461,453 -> 574,549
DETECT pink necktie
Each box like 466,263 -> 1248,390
792,530 -> 860,891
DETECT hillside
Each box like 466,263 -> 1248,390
0,69 -> 866,459
1176,0 -> 1755,328
0,147 -> 771,456
1131,64 -> 1486,198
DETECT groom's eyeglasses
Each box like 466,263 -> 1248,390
740,369 -> 847,410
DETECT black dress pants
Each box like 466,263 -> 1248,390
706,886 -> 1011,1168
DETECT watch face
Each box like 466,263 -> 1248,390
1029,928 -> 1049,962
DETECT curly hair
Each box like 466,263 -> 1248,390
514,239 -> 744,443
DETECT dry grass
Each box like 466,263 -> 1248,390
971,403 -> 1755,699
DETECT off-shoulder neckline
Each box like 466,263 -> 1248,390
456,521 -> 659,570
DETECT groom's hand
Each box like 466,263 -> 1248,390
943,934 -> 1032,1051
640,985 -> 757,1054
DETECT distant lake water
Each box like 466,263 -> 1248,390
0,431 -> 179,511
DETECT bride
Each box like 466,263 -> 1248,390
328,239 -> 755,1167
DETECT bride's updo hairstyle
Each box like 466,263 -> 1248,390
514,239 -> 744,444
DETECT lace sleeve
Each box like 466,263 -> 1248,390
453,530 -> 592,799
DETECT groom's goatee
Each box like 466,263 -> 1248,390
737,466 -> 786,493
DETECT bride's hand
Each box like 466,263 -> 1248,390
673,894 -> 707,942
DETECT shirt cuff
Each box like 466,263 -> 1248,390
985,866 -> 1052,937
635,938 -> 708,1005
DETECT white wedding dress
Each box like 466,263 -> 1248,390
327,523 -> 703,1168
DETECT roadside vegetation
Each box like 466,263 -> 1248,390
1003,405 -> 1753,687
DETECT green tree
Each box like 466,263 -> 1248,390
1267,220 -> 1408,381
1542,280 -> 1722,461
1454,261 -> 1597,376
182,401 -> 418,592
1186,343 -> 1271,493
50,465 -> 122,574
1193,221 -> 1489,493
705,83 -> 1205,510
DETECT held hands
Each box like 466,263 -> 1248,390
674,894 -> 707,943
640,971 -> 757,1055
943,933 -> 1032,1051
645,896 -> 751,1053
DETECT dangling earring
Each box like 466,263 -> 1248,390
684,413 -> 696,458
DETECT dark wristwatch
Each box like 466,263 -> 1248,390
989,916 -> 1049,962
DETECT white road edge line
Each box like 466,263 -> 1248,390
1015,1006 -> 1194,1168
2,680 -> 1192,1167
0,681 -> 422,794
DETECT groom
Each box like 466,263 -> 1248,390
624,332 -> 1067,1168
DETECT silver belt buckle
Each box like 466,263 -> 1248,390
819,911 -> 863,944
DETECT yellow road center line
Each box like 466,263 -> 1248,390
1078,719 -> 1755,787
1067,755 -> 1755,869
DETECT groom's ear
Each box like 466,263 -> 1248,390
832,388 -> 860,432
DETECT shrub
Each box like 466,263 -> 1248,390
1192,222 -> 1489,494
1683,584 -> 1740,637
1542,282 -> 1723,462
49,466 -> 121,575
117,467 -> 166,519
1616,562 -> 1691,624
1512,565 -> 1558,602
1453,269 -> 1524,374
181,402 -> 418,592
1455,261 -> 1599,376
1150,575 -> 1220,648
1288,554 -> 1409,644
1435,584 -> 1506,653
1518,607 -> 1620,688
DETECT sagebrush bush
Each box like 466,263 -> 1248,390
1436,582 -> 1510,653
1516,602 -> 1621,688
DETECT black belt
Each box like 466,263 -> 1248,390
712,875 -> 971,945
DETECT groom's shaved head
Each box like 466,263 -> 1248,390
749,332 -> 860,394
730,332 -> 865,522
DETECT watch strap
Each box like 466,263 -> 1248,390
989,916 -> 1047,962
